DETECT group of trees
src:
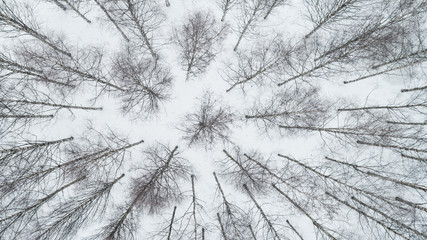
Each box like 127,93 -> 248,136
0,0 -> 425,239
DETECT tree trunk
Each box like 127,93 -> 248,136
325,192 -> 410,240
400,153 -> 426,163
93,0 -> 130,42
372,48 -> 427,69
278,125 -> 427,141
356,140 -> 427,153
107,146 -> 176,238
273,184 -> 336,240
217,213 -> 228,240
286,220 -> 304,240
351,196 -> 427,238
366,171 -> 427,192
395,197 -> 427,213
126,0 -> 158,59
344,59 -> 427,84
58,63 -> 125,91
243,184 -> 282,240
51,0 -> 67,10
401,85 -> 427,92
324,156 -> 427,192
0,136 -> 73,154
223,150 -> 259,187
0,176 -> 85,223
221,0 -> 231,22
191,174 -> 197,240
277,154 -> 408,211
249,224 -> 257,240
62,0 -> 92,23
304,0 -> 354,39
263,0 -> 278,20
167,206 -> 177,240
386,121 -> 426,126
1,99 -> 103,111
0,114 -> 53,118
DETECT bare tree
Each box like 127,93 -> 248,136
46,0 -> 92,23
263,0 -> 287,20
233,0 -> 267,51
272,184 -> 337,240
325,192 -> 413,240
303,0 -> 369,38
102,0 -> 165,59
30,174 -> 125,240
278,1 -> 427,86
93,0 -> 130,41
172,11 -> 227,80
218,0 -> 239,22
1,128 -> 143,203
245,87 -> 333,136
1,97 -> 103,116
0,51 -> 76,91
243,184 -> 283,240
0,0 -> 72,56
153,175 -> 210,240
90,144 -> 191,239
213,172 -> 252,239
224,34 -> 292,92
172,175 -> 210,240
111,45 -> 172,118
244,153 -> 337,216
178,92 -> 234,148
0,136 -> 73,175
219,148 -> 270,193
0,176 -> 86,239
15,41 -> 124,94
276,154 -> 414,219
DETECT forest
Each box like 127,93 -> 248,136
0,0 -> 426,239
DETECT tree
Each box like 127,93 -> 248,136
46,0 -> 92,23
93,0 -> 130,41
0,51 -> 75,89
219,148 -> 270,193
172,11 -> 227,80
325,192 -> 414,240
263,0 -> 287,20
245,87 -> 333,136
15,41 -> 124,94
218,0 -> 239,22
233,0 -> 267,51
179,92 -> 235,148
90,144 -> 191,239
0,0 -> 72,56
303,0 -> 369,38
224,34 -> 292,92
213,172 -> 252,240
30,174 -> 125,240
0,176 -> 86,239
243,184 -> 283,240
0,129 -> 143,203
101,0 -> 165,59
278,0 -> 427,86
111,45 -> 172,118
272,184 -> 337,240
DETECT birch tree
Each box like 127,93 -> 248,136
90,144 -> 191,239
102,0 -> 166,59
179,92 -> 235,148
111,45 -> 172,118
0,0 -> 72,56
173,11 -> 227,80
